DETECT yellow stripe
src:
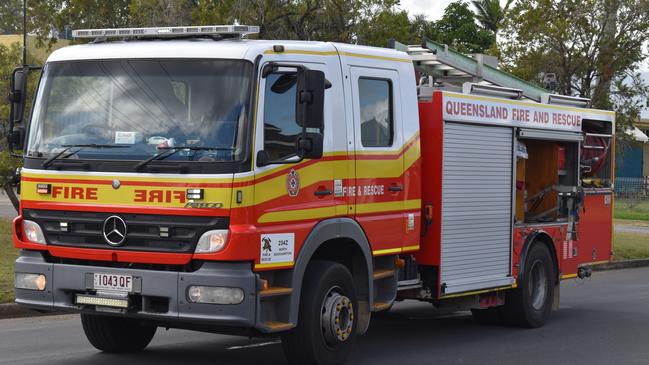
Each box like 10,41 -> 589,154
356,199 -> 421,215
402,245 -> 420,252
340,51 -> 411,63
262,49 -> 411,63
448,92 -> 615,116
229,131 -> 421,183
254,262 -> 294,270
372,247 -> 402,256
258,206 -> 337,224
440,285 -> 516,299
561,273 -> 578,280
263,50 -> 338,56
258,199 -> 420,223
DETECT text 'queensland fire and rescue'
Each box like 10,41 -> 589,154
444,100 -> 582,127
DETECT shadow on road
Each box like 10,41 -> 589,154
56,303 -> 591,365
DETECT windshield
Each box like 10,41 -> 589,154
27,59 -> 252,163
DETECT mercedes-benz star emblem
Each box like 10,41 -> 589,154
112,179 -> 121,189
102,216 -> 127,246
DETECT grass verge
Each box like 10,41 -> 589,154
614,231 -> 649,260
0,219 -> 17,303
615,199 -> 649,221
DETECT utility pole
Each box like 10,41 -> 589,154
22,0 -> 27,66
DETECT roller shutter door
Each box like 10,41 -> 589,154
441,122 -> 515,294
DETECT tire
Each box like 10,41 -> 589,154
282,261 -> 358,365
81,314 -> 157,353
470,307 -> 502,325
500,243 -> 555,328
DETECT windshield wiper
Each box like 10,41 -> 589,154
42,144 -> 130,168
134,146 -> 236,171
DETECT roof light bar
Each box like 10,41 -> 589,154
72,25 -> 260,39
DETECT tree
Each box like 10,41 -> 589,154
0,42 -> 32,212
0,1 -> 22,34
499,0 -> 649,134
356,9 -> 417,47
192,0 -> 402,44
471,0 -> 514,34
129,0 -> 196,27
428,2 -> 494,54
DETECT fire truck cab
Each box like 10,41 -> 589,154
7,26 -> 615,365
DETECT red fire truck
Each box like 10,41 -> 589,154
7,26 -> 614,364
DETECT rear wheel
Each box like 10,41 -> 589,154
282,261 -> 358,365
500,243 -> 555,327
81,314 -> 157,353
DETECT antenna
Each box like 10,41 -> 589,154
22,0 -> 27,66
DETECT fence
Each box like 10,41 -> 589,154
614,177 -> 649,218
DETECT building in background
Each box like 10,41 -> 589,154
614,72 -> 649,194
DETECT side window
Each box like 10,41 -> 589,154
263,72 -> 300,160
359,78 -> 393,147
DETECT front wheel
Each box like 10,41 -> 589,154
81,314 -> 157,353
500,243 -> 555,327
282,261 -> 358,365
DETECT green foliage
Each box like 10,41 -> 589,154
0,41 -> 32,188
130,0 -> 195,27
357,9 -> 418,47
427,2 -> 494,54
0,219 -> 18,303
471,0 -> 514,33
0,1 -> 22,34
500,0 -> 649,135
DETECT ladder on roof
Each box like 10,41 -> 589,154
390,37 -> 549,102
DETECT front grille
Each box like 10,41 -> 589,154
23,209 -> 228,253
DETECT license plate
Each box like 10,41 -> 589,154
93,273 -> 133,292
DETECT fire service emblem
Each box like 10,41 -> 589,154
286,169 -> 300,197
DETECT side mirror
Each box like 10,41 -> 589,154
256,150 -> 271,167
298,132 -> 323,159
7,67 -> 28,151
295,69 -> 325,130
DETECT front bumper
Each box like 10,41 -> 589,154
14,251 -> 258,329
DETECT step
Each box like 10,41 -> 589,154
260,287 -> 293,298
261,321 -> 294,332
373,301 -> 392,311
373,269 -> 396,281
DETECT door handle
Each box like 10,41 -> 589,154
388,185 -> 403,192
314,189 -> 333,196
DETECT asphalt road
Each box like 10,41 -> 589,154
2,268 -> 649,365
616,224 -> 649,235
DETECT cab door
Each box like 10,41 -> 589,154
252,60 -> 336,269
350,67 -> 405,254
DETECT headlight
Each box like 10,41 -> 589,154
194,229 -> 229,254
15,273 -> 47,291
187,286 -> 244,305
23,220 -> 46,244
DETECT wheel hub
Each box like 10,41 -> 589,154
529,260 -> 548,310
321,288 -> 354,344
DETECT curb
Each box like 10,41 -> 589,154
0,303 -> 64,320
588,259 -> 649,272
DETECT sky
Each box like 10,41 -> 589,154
398,0 -> 455,20
399,0 -> 512,20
